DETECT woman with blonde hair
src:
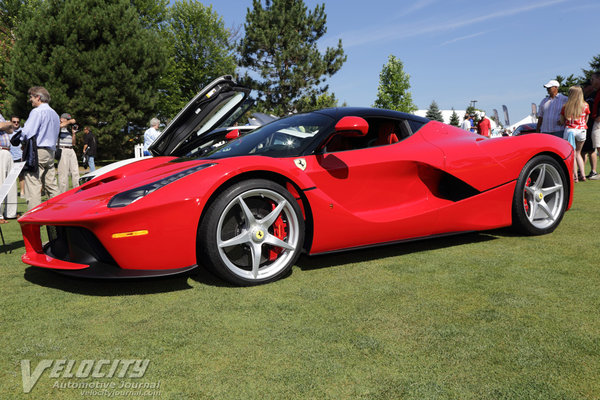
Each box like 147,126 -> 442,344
561,86 -> 590,181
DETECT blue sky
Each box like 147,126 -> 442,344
201,0 -> 599,123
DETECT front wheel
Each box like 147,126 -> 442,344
512,155 -> 567,235
199,179 -> 305,286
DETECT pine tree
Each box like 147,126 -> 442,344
425,101 -> 443,122
131,0 -> 169,27
7,0 -> 168,159
373,55 -> 416,113
0,0 -> 39,114
238,0 -> 346,115
449,108 -> 460,126
555,74 -> 582,96
0,20 -> 12,114
294,91 -> 338,112
581,54 -> 600,80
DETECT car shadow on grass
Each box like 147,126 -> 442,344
23,267 -> 197,296
188,266 -> 240,288
296,231 -> 500,271
22,230 -> 509,290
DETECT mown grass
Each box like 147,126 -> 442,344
1,182 -> 599,399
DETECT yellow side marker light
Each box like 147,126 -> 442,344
112,230 -> 149,239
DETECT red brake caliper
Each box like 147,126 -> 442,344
268,203 -> 287,261
523,177 -> 532,213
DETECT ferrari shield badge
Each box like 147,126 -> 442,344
294,158 -> 307,171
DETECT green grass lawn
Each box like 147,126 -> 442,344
1,182 -> 599,399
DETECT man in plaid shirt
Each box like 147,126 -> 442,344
536,79 -> 568,137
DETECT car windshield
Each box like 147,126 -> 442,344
514,124 -> 536,136
204,113 -> 334,159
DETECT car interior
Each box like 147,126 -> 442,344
322,117 -> 416,153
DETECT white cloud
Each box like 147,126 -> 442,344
393,0 -> 438,17
441,31 -> 491,46
333,0 -> 567,48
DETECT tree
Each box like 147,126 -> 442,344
553,53 -> 600,94
238,0 -> 346,115
373,55 -> 416,113
7,0 -> 167,159
0,14 -> 13,113
157,1 -> 237,119
425,101 -> 443,122
0,0 -> 39,113
449,108 -> 460,126
294,91 -> 339,113
131,0 -> 169,28
581,53 -> 600,81
555,74 -> 582,96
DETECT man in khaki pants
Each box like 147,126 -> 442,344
57,113 -> 80,193
19,86 -> 60,210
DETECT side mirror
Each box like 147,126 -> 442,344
225,129 -> 240,140
335,116 -> 369,137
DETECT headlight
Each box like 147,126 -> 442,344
108,163 -> 216,208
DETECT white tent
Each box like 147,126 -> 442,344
509,115 -> 537,132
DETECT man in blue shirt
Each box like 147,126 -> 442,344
19,86 -> 60,210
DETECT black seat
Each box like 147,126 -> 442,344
398,120 -> 413,139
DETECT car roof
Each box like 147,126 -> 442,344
313,107 -> 430,124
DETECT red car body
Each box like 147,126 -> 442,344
17,78 -> 574,285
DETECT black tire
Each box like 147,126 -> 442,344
512,155 -> 567,235
199,179 -> 305,286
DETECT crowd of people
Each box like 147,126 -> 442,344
0,86 -> 97,223
536,74 -> 600,182
457,74 -> 600,182
460,112 -> 492,137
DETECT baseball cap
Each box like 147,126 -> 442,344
60,113 -> 72,119
543,80 -> 560,88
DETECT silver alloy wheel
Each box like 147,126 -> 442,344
522,162 -> 565,230
215,188 -> 301,280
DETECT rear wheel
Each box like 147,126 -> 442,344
199,179 -> 305,286
512,155 -> 567,235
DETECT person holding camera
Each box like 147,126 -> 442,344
0,114 -> 16,222
82,126 -> 97,172
57,112 -> 80,193
9,116 -> 25,198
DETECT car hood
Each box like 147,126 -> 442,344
149,75 -> 251,157
21,158 -> 211,219
79,156 -> 151,184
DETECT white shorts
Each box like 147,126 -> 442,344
564,128 -> 586,142
592,123 -> 600,148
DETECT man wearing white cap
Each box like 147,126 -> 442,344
536,79 -> 568,137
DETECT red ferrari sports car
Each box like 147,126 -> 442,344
19,76 -> 574,285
